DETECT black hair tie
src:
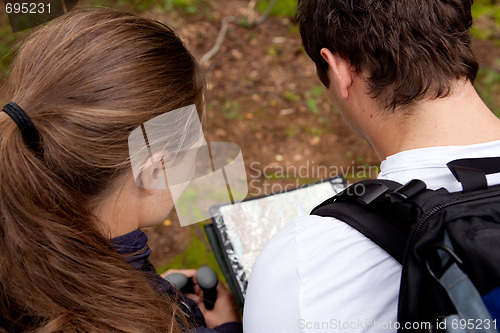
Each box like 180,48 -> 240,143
2,102 -> 42,154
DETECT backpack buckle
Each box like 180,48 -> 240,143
388,179 -> 427,202
355,183 -> 390,205
355,179 -> 427,205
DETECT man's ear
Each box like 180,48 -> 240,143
137,154 -> 168,195
320,48 -> 353,100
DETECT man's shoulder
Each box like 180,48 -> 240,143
251,215 -> 350,276
254,213 -> 399,275
245,213 -> 401,332
261,214 -> 355,253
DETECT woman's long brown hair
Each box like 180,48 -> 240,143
0,8 -> 205,332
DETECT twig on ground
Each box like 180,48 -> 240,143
251,0 -> 278,27
199,0 -> 278,66
200,16 -> 235,66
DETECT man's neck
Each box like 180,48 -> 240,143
370,81 -> 500,160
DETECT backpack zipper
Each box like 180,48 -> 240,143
396,189 -> 500,327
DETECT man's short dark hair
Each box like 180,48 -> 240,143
296,0 -> 479,110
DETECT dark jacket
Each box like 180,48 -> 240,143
111,229 -> 242,333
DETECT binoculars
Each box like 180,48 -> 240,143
164,266 -> 218,310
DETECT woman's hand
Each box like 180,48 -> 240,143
162,269 -> 241,328
194,282 -> 241,328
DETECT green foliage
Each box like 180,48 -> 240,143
306,98 -> 319,115
267,45 -> 279,57
176,187 -> 230,222
87,0 -> 158,12
304,85 -> 324,115
163,0 -> 209,14
156,225 -> 226,283
304,125 -> 326,136
284,91 -> 301,102
0,26 -> 17,77
308,85 -> 324,99
87,0 -> 207,14
475,60 -> 500,118
256,0 -> 297,17
239,17 -> 250,28
222,100 -> 241,119
471,0 -> 500,41
472,0 -> 500,23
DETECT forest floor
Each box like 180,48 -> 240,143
142,0 -> 500,272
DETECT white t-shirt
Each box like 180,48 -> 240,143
243,140 -> 500,333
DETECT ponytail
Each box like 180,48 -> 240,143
0,110 -> 184,332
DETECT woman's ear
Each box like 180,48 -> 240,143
137,154 -> 168,195
320,48 -> 353,100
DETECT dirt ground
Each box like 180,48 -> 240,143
143,0 -> 500,268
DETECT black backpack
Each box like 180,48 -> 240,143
311,157 -> 500,333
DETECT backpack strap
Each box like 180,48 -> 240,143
447,157 -> 500,192
428,232 -> 499,333
311,179 -> 412,264
311,156 -> 500,263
